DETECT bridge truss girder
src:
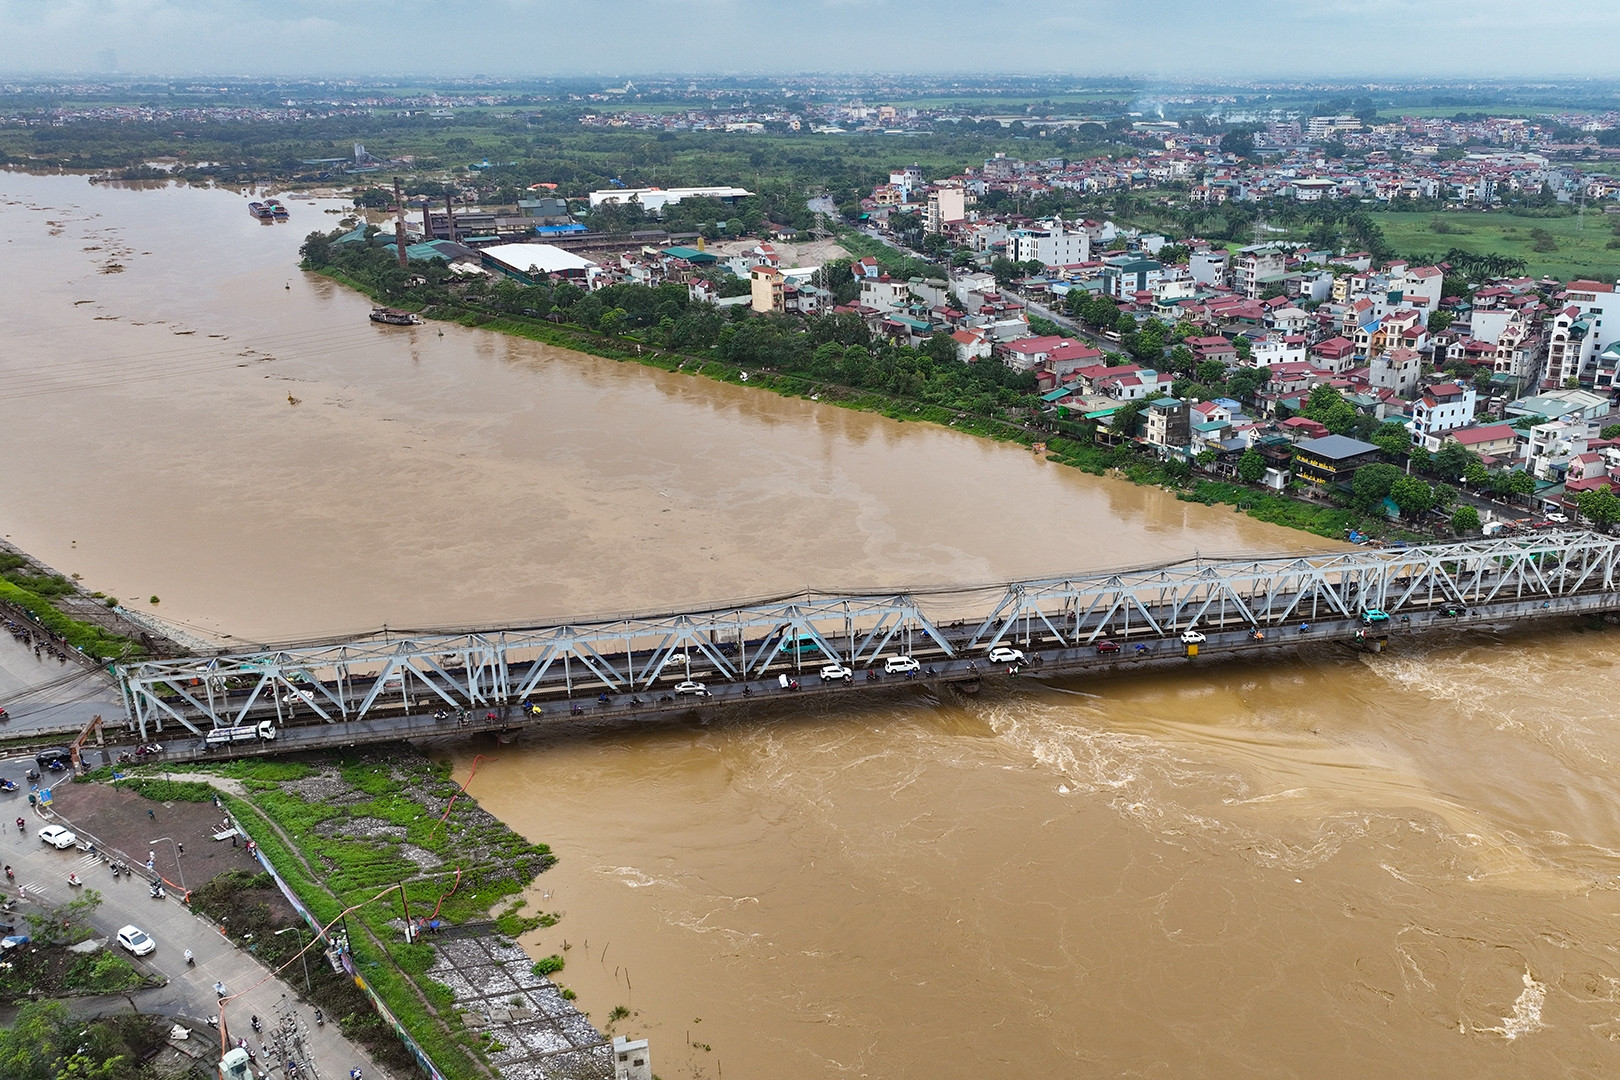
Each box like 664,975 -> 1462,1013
117,532 -> 1620,739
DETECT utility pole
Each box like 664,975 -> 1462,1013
392,178 -> 408,268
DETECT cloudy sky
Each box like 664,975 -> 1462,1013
1,0 -> 1616,80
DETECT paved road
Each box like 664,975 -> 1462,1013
0,628 -> 122,738
0,756 -> 393,1080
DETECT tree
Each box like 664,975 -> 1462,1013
1110,401 -> 1144,437
1600,423 -> 1620,440
1431,441 -> 1480,482
1389,475 -> 1435,518
1220,128 -> 1256,159
1226,367 -> 1268,403
1370,419 -> 1413,458
1427,310 -> 1455,336
1237,448 -> 1266,484
1195,359 -> 1229,384
25,887 -> 102,944
1576,486 -> 1620,531
1463,459 -> 1491,486
1351,462 -> 1403,512
1301,383 -> 1357,435
1508,471 -> 1537,497
1451,505 -> 1481,534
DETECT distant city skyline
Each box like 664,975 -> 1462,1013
0,0 -> 1617,81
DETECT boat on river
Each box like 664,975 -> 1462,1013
369,307 -> 421,326
266,198 -> 289,220
246,201 -> 275,221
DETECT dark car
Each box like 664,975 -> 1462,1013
1438,605 -> 1465,618
1096,640 -> 1122,654
34,747 -> 71,771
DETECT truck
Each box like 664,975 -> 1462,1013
204,720 -> 277,747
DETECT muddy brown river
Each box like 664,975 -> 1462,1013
4,173 -> 1620,1078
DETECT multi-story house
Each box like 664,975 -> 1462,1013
1233,244 -> 1287,298
1409,382 -> 1478,450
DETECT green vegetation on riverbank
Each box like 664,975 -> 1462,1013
306,228 -> 1444,546
0,552 -> 141,660
143,748 -> 557,1080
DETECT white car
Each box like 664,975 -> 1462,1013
987,646 -> 1025,665
883,656 -> 921,674
1546,513 -> 1569,524
1179,630 -> 1207,644
38,825 -> 78,849
819,664 -> 853,681
117,925 -> 156,956
673,681 -> 710,697
662,652 -> 690,667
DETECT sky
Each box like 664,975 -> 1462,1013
1,0 -> 1618,81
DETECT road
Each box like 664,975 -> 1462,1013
0,760 -> 392,1080
0,627 -> 121,739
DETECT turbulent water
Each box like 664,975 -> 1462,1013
5,173 -> 1620,1078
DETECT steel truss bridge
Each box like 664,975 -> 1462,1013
116,532 -> 1620,756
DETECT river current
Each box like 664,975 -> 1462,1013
3,173 -> 1619,1078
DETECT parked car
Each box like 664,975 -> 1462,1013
1096,640 -> 1122,654
117,925 -> 155,956
883,656 -> 921,674
673,681 -> 710,697
1360,609 -> 1390,625
1546,512 -> 1569,524
987,646 -> 1025,665
818,664 -> 853,681
38,825 -> 78,849
1179,630 -> 1206,644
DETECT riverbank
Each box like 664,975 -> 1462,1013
0,536 -> 186,662
109,746 -> 613,1080
314,267 -> 1406,545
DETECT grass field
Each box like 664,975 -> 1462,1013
1376,210 -> 1620,281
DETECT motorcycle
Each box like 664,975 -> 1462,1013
66,873 -> 82,888
250,1015 -> 261,1033
314,1009 -> 324,1028
149,883 -> 165,900
0,779 -> 15,793
185,949 -> 195,966
23,769 -> 37,783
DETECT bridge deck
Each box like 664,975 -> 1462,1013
125,586 -> 1610,765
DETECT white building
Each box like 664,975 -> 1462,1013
587,186 -> 753,214
1369,346 -> 1422,398
612,1036 -> 652,1080
1409,382 -> 1478,449
1009,223 -> 1090,269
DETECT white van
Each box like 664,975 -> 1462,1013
883,655 -> 921,674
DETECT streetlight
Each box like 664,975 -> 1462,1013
275,926 -> 312,993
150,837 -> 184,893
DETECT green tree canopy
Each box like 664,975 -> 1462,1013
1237,448 -> 1266,484
1576,486 -> 1620,531
1370,420 -> 1413,458
1301,383 -> 1357,435
1351,462 -> 1403,512
1389,475 -> 1436,518
1451,505 -> 1481,534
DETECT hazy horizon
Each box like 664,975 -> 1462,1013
2,0 -> 1617,83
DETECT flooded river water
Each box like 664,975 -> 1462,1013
5,173 -> 1620,1078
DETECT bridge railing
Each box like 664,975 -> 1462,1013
115,532 -> 1620,739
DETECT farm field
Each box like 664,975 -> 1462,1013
1376,210 -> 1620,281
